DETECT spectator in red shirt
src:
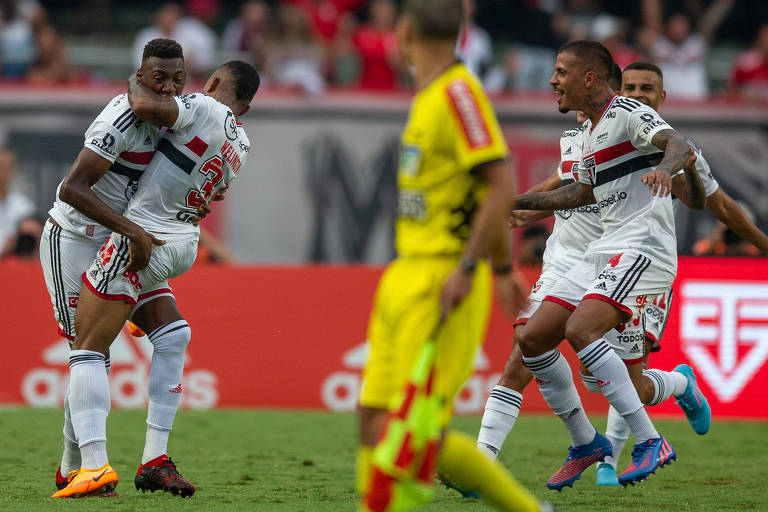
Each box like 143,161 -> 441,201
352,0 -> 399,90
731,23 -> 768,104
287,0 -> 363,42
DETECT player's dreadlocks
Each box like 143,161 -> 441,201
403,0 -> 463,40
219,60 -> 261,102
142,38 -> 184,62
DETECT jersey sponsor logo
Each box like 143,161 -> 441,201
638,112 -> 667,135
561,129 -> 580,138
397,190 -> 427,220
680,281 -> 768,403
224,111 -> 238,141
67,294 -> 79,308
596,132 -> 609,145
555,204 -> 599,219
121,270 -> 143,291
583,155 -> 596,182
605,110 -> 616,119
563,146 -> 572,156
220,140 -> 242,174
90,133 -> 116,155
399,145 -> 421,177
596,190 -> 628,209
179,95 -> 192,109
446,79 -> 491,149
595,281 -> 608,291
630,343 -> 640,353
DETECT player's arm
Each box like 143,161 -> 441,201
514,181 -> 595,211
670,154 -> 707,210
706,188 -> 768,253
58,149 -> 164,271
641,128 -> 698,197
509,171 -> 562,227
127,73 -> 179,127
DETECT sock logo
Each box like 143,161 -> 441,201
535,378 -> 552,386
597,379 -> 611,388
169,384 -> 183,393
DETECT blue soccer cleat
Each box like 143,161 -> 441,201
595,462 -> 619,486
618,436 -> 676,486
546,430 -> 612,491
673,364 -> 711,435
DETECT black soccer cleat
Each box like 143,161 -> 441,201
134,455 -> 195,497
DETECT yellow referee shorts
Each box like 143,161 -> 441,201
359,256 -> 492,426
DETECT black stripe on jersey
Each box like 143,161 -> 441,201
613,98 -> 642,111
156,138 -> 195,175
116,113 -> 137,133
594,153 -> 663,187
113,108 -> 132,128
109,161 -> 143,181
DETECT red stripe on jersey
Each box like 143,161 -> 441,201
588,140 -> 636,166
119,151 -> 154,165
590,95 -> 618,133
446,79 -> 492,149
185,136 -> 208,157
561,160 -> 578,174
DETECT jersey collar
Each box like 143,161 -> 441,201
590,94 -> 618,134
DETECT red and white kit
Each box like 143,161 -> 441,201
545,96 -> 680,361
40,94 -> 164,340
84,93 -> 250,305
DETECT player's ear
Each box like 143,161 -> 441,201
239,104 -> 250,117
204,77 -> 220,94
659,89 -> 667,105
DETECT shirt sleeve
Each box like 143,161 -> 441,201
627,105 -> 671,153
693,148 -> 720,197
445,77 -> 508,173
83,99 -> 132,163
171,93 -> 211,133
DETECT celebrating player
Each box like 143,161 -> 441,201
40,39 -> 204,496
595,61 -> 768,485
508,40 -> 706,488
52,60 -> 259,498
357,1 -> 552,511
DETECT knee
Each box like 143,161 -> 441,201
149,320 -> 191,355
499,345 -> 532,391
514,326 -> 538,356
564,317 -> 594,350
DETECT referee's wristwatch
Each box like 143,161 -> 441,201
459,257 -> 477,274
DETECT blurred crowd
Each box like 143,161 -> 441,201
0,0 -> 766,101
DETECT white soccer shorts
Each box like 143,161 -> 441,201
643,286 -> 673,352
83,231 -> 193,314
515,264 -> 565,326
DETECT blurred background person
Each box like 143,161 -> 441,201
222,0 -> 269,68
26,23 -> 79,84
352,0 -> 399,90
731,22 -> 768,104
0,149 -> 35,259
0,0 -> 36,78
456,0 -> 492,80
590,14 -> 642,70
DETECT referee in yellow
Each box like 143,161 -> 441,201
357,1 -> 549,511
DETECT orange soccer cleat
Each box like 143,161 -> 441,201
127,322 -> 146,337
51,463 -> 118,498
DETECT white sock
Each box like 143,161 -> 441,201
523,350 -> 595,447
643,369 -> 689,405
68,350 -> 110,469
578,340 -> 658,444
143,320 -> 191,463
477,386 -> 523,460
603,405 -> 630,469
60,385 -> 81,474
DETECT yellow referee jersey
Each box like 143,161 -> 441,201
396,62 -> 508,257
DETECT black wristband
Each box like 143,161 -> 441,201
459,257 -> 477,274
492,263 -> 513,276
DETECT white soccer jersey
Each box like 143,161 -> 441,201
542,127 -> 603,273
578,95 -> 677,273
672,141 -> 720,215
49,94 -> 162,240
123,93 -> 250,234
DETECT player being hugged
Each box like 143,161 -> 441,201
52,61 -> 259,499
511,41 -> 706,488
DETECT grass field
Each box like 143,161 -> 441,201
1,408 -> 765,511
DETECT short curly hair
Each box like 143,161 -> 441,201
142,38 -> 184,62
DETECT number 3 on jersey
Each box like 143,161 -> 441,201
186,156 -> 224,208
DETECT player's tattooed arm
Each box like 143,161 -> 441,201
671,151 -> 706,209
508,171 -> 561,227
514,181 -> 595,211
642,128 -> 696,197
127,73 -> 179,127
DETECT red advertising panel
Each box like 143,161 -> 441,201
2,258 -> 766,419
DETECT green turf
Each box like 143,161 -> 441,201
0,408 -> 765,511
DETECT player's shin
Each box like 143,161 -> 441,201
439,431 -> 541,512
68,350 -> 110,469
477,386 -> 523,460
143,320 -> 191,463
60,385 -> 81,475
603,405 -> 630,469
642,369 -> 688,406
577,340 -> 658,443
522,350 -> 595,446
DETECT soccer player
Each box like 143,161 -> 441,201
596,60 -> 768,484
52,60 -> 258,498
39,39 -> 205,496
357,1 -> 550,511
509,40 -> 707,488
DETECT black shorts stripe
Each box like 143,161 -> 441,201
580,343 -> 612,368
594,153 -> 664,187
156,138 -> 196,175
108,161 -> 143,181
618,257 -> 652,303
611,254 -> 643,300
614,255 -> 649,303
98,236 -> 130,294
50,226 -> 70,335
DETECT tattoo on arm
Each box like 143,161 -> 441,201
515,182 -> 595,211
683,166 -> 706,209
652,129 -> 691,176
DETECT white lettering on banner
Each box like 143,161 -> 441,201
21,326 -> 218,409
320,340 -> 496,413
680,281 -> 768,403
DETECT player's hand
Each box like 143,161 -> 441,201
440,267 -> 473,322
508,210 -> 539,229
192,203 -> 211,227
126,229 -> 165,272
212,182 -> 230,202
495,269 -> 528,318
641,170 -> 672,197
683,147 -> 697,173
